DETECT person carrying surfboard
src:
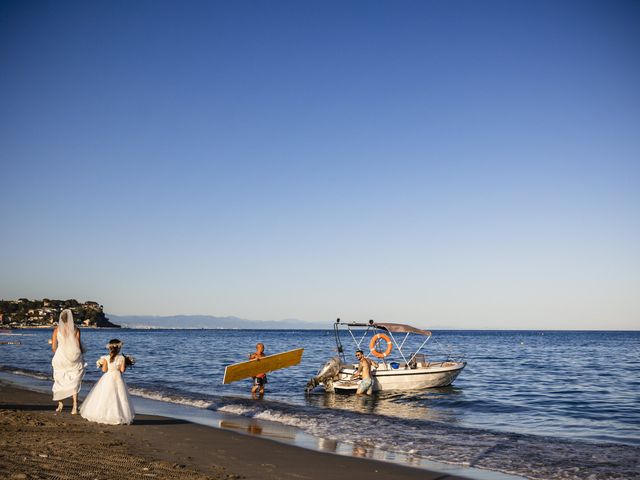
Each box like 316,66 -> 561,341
249,342 -> 267,397
222,347 -> 304,389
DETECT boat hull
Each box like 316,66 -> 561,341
325,361 -> 466,393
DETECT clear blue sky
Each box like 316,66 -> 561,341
1,1 -> 638,329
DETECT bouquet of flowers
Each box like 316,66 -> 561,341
95,355 -> 136,368
123,354 -> 136,368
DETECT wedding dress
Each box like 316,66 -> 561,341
80,354 -> 135,425
51,310 -> 85,401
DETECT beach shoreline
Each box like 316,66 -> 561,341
1,381 -> 472,480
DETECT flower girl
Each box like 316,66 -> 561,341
80,339 -> 135,425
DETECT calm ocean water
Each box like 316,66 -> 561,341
1,328 -> 639,479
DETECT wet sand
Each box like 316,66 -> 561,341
0,382 -> 468,480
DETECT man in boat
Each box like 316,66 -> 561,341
352,350 -> 378,395
249,342 -> 267,397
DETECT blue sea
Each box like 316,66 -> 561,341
1,329 -> 639,479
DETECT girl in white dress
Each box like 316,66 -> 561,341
51,309 -> 85,414
80,339 -> 135,425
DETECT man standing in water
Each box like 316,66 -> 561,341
249,342 -> 267,397
352,350 -> 377,395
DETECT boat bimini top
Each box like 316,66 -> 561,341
333,318 -> 433,366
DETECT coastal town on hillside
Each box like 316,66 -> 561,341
0,298 -> 119,328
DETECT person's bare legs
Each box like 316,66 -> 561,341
71,394 -> 78,414
55,401 -> 63,413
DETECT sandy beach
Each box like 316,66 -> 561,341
0,382 -> 468,480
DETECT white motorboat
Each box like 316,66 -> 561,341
306,319 -> 466,393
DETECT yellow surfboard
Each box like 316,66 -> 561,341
223,348 -> 304,384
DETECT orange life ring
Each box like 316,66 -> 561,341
370,333 -> 393,358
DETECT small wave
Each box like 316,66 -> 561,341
0,365 -> 51,381
254,410 -> 318,430
217,404 -> 259,416
127,386 -> 213,410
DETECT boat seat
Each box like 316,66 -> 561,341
408,353 -> 427,369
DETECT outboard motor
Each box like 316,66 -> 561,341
305,356 -> 341,393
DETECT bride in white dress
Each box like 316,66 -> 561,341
80,339 -> 135,425
51,309 -> 85,414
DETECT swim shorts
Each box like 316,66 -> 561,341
253,375 -> 268,387
356,377 -> 373,394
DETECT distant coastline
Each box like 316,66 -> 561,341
107,314 -> 326,330
0,303 -> 325,330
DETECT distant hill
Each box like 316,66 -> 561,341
107,314 -> 327,330
0,298 -> 119,328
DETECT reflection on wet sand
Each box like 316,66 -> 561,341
318,437 -> 338,452
248,423 -> 263,435
219,420 -> 293,441
352,445 -> 369,458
